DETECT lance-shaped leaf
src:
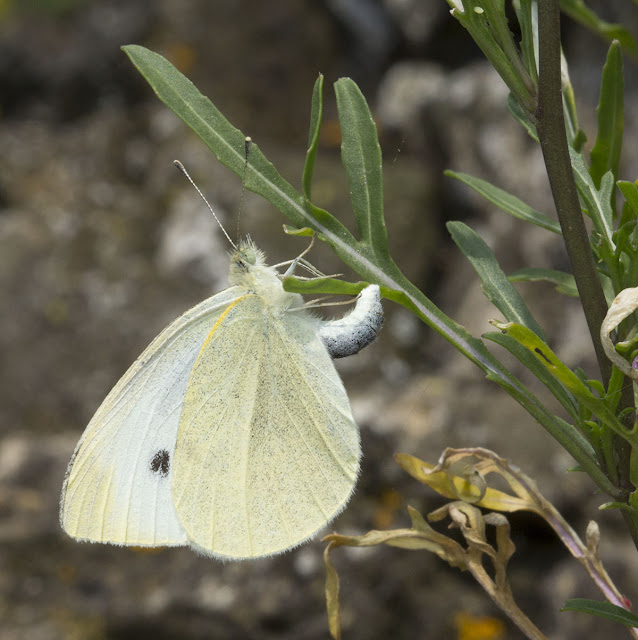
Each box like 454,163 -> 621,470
302,74 -> 324,201
448,221 -> 545,339
560,49 -> 584,149
590,41 -> 624,196
512,0 -> 538,84
121,45 -> 357,251
445,170 -> 560,234
282,276 -> 375,297
561,599 -> 638,629
570,147 -> 615,252
334,79 -> 387,256
508,267 -> 578,296
445,0 -> 536,112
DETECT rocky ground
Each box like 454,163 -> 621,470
2,1 -> 638,638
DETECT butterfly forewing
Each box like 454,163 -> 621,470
172,294 -> 360,559
60,287 -> 242,547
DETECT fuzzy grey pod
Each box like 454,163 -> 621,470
319,285 -> 383,359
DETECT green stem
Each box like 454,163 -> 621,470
535,0 -> 611,386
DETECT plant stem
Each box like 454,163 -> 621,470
468,561 -> 549,640
536,0 -> 638,552
534,0 -> 611,386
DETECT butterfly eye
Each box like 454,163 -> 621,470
241,247 -> 257,265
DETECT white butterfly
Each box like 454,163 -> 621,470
60,238 -> 383,559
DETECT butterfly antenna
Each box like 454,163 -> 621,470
173,159 -> 236,250
236,136 -> 252,241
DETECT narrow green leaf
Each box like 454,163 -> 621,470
447,0 -> 536,112
569,147 -> 615,251
599,501 -> 632,511
561,50 -> 583,148
484,330 -> 581,422
508,267 -> 578,297
512,0 -> 538,84
590,41 -> 624,196
479,0 -> 537,97
121,45 -> 356,248
334,78 -> 387,255
447,221 -> 545,339
303,74 -> 324,201
445,170 -> 560,234
507,93 -> 539,141
561,599 -> 638,628
282,276 -> 372,297
283,225 -> 316,238
618,181 -> 638,217
560,0 -> 638,62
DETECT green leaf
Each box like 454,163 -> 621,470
569,147 -> 615,252
508,267 -> 578,297
561,599 -> 638,628
447,221 -> 545,339
506,93 -> 539,142
334,79 -> 387,255
445,170 -> 560,234
599,501 -> 632,511
512,0 -> 538,84
121,45 -> 357,250
560,50 -> 583,148
560,0 -> 638,62
618,181 -> 638,217
590,41 -> 624,199
282,276 -> 374,297
303,74 -> 324,201
283,225 -> 317,238
446,0 -> 536,113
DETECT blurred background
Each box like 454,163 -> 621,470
2,0 -> 638,638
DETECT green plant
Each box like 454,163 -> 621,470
122,0 -> 638,635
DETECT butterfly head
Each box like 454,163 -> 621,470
229,238 -> 267,284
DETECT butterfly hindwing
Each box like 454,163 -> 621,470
172,294 -> 360,559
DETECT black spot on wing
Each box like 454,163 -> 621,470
150,449 -> 170,478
